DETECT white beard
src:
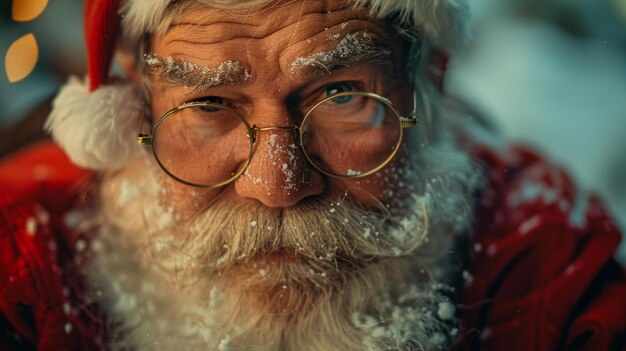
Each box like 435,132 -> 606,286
83,137 -> 479,351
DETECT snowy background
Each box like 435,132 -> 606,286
447,0 -> 626,262
1,0 -> 625,261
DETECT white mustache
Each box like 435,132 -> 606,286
147,190 -> 432,277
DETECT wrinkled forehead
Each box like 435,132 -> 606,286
149,0 -> 404,81
166,1 -> 375,30
155,0 -> 394,48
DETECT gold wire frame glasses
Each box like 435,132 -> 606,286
138,91 -> 417,188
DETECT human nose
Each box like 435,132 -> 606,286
234,126 -> 325,207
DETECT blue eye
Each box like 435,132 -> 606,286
195,96 -> 225,112
326,83 -> 354,104
196,96 -> 224,104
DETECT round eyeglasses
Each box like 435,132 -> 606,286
138,91 -> 417,188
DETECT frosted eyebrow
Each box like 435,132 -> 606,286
144,53 -> 252,92
289,32 -> 394,80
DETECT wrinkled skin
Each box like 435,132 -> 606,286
146,0 -> 415,219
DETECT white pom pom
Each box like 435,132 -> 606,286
45,77 -> 147,170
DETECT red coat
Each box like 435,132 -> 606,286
1,141 -> 625,350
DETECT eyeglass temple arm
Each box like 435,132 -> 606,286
399,91 -> 419,128
137,106 -> 154,145
138,134 -> 153,145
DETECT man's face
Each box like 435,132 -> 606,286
147,0 -> 414,217
133,0 -> 427,312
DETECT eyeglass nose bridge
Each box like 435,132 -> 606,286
249,125 -> 301,145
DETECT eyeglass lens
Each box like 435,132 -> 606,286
301,93 -> 402,177
152,104 -> 251,186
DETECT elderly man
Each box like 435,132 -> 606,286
1,0 -> 625,350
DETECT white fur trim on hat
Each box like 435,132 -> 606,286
360,0 -> 469,50
45,77 -> 147,170
121,0 -> 469,51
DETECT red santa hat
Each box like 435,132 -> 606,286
45,0 -> 469,171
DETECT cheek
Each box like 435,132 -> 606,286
329,141 -> 412,206
329,172 -> 394,206
156,172 -> 223,222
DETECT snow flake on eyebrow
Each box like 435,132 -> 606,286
144,53 -> 252,91
289,32 -> 391,74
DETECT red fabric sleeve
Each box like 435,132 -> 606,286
0,142 -> 105,350
454,145 -> 626,351
0,141 -> 89,208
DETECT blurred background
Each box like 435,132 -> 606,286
1,0 -> 625,261
446,0 -> 626,263
0,0 -> 84,153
